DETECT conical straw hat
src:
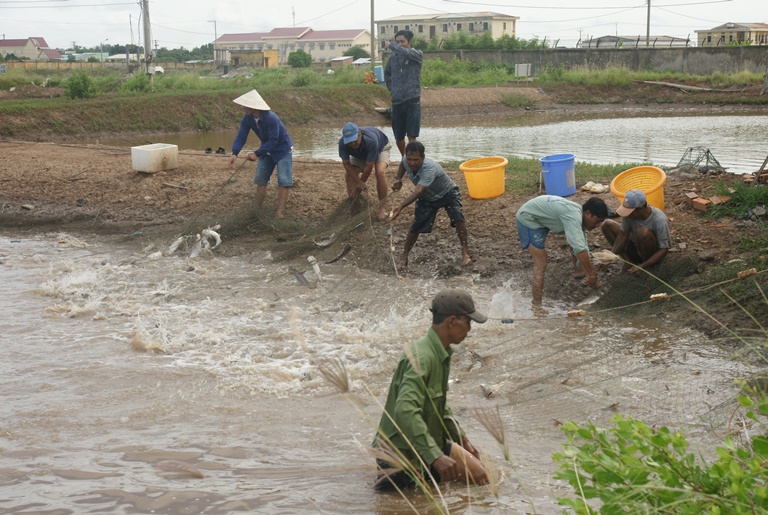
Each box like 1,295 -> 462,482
233,89 -> 270,111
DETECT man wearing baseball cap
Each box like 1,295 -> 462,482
601,189 -> 671,275
373,289 -> 488,491
338,122 -> 392,220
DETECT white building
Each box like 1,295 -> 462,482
374,12 -> 518,49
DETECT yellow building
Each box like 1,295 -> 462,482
229,49 -> 279,68
0,37 -> 62,61
216,28 -> 372,65
375,12 -> 518,49
695,22 -> 768,46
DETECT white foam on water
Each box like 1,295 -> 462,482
30,240 -> 452,397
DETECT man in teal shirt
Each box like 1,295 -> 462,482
373,289 -> 489,491
516,195 -> 608,305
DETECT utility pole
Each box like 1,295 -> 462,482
141,0 -> 153,82
370,0 -> 375,69
208,19 -> 217,65
645,0 -> 651,47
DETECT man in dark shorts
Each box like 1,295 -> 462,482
384,30 -> 423,156
338,122 -> 393,220
601,189 -> 670,275
372,289 -> 489,491
389,141 -> 471,269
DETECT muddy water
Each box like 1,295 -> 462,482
0,233 -> 755,513
109,113 -> 768,175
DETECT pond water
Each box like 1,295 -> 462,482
0,233 -> 758,513
107,112 -> 768,175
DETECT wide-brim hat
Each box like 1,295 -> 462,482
233,89 -> 270,111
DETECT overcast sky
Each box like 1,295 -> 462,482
1,0 -> 764,51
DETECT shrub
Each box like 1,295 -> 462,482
120,72 -> 152,93
291,69 -> 319,87
553,405 -> 768,513
343,45 -> 370,60
65,71 -> 98,99
287,49 -> 312,68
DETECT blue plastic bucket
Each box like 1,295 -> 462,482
374,65 -> 384,83
539,153 -> 576,197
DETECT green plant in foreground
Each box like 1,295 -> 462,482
553,405 -> 768,514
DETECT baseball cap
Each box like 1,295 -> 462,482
341,122 -> 359,144
431,289 -> 487,323
616,189 -> 647,216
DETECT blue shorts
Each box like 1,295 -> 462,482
254,152 -> 293,187
410,187 -> 464,234
516,219 -> 549,250
391,98 -> 421,141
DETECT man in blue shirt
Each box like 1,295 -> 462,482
338,122 -> 393,220
384,30 -> 423,156
390,141 -> 471,269
228,89 -> 294,219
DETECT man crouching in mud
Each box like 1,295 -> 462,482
389,141 -> 472,269
372,289 -> 489,491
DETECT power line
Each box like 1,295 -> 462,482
0,1 -> 134,7
295,0 -> 361,25
152,23 -> 212,36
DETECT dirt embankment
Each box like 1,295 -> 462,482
1,84 -> 767,334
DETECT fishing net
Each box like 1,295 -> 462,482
676,146 -> 725,171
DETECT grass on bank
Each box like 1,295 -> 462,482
1,60 -> 765,94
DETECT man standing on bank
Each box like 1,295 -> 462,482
229,89 -> 294,219
515,195 -> 608,305
338,122 -> 393,220
384,30 -> 423,156
372,288 -> 489,491
390,141 -> 471,269
601,189 -> 670,275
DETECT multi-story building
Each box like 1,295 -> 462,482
374,12 -> 518,49
695,22 -> 768,46
0,37 -> 62,61
215,28 -> 372,65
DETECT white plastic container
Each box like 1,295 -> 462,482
131,143 -> 179,173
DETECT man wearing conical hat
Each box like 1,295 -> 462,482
229,89 -> 294,219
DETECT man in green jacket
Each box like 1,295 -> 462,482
373,289 -> 489,491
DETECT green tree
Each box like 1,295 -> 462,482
343,45 -> 370,60
287,49 -> 312,68
65,71 -> 98,99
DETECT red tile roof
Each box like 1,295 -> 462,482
216,32 -> 269,43
264,27 -> 312,38
299,29 -> 367,41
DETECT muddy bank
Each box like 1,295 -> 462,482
1,139 -> 766,338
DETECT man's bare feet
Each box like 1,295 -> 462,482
398,257 -> 408,270
572,269 -> 586,279
461,253 -> 471,266
378,208 -> 389,221
276,210 -> 285,220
